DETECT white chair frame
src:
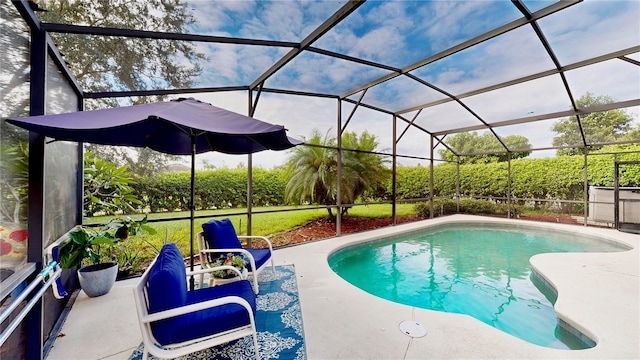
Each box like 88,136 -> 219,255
133,261 -> 259,360
197,232 -> 275,294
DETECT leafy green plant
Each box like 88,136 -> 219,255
210,253 -> 247,278
0,140 -> 29,223
84,152 -> 142,216
58,215 -> 155,269
103,239 -> 151,277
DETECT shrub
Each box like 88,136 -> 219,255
414,199 -> 458,217
414,198 -> 520,217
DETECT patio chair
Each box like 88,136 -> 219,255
133,243 -> 259,360
198,218 -> 274,294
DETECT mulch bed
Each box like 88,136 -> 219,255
268,213 -> 581,247
268,215 -> 423,247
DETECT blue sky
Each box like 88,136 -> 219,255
177,0 -> 639,169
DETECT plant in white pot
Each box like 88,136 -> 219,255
210,253 -> 247,279
58,216 -> 154,297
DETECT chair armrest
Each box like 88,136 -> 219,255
200,248 -> 253,257
140,295 -> 254,324
199,249 -> 239,255
238,235 -> 273,252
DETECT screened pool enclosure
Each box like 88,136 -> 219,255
0,1 -> 638,358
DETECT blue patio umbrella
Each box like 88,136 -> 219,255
7,98 -> 301,283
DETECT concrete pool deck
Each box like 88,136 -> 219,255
47,215 -> 639,359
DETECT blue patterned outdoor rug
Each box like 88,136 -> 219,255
129,264 -> 306,360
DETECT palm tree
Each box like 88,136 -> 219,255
285,129 -> 390,217
340,131 -> 390,212
285,129 -> 337,216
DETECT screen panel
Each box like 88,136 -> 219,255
565,59 -> 640,105
361,75 -> 448,113
463,74 -> 571,125
315,0 -> 523,69
538,0 -> 640,65
0,0 -> 31,282
44,53 -> 81,246
411,25 -> 556,97
414,101 -> 483,134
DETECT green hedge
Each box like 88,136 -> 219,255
414,198 -> 517,217
128,149 -> 639,213
393,150 -> 640,202
133,168 -> 286,212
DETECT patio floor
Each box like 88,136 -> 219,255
46,215 -> 639,360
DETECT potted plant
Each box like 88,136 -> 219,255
211,253 -> 247,279
58,215 -> 154,297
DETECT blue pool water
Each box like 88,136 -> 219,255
328,223 -> 629,349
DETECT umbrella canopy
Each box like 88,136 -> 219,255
7,98 -> 301,286
7,98 -> 301,155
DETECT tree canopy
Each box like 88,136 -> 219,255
38,0 -> 205,174
552,93 -> 636,156
438,132 -> 531,164
39,0 -> 206,103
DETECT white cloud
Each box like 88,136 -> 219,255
565,59 -> 640,103
363,75 -> 446,112
420,1 -> 505,51
182,91 -> 338,169
538,0 -> 640,64
188,1 -> 254,36
434,69 -> 466,88
414,101 -> 480,134
412,26 -> 555,97
239,1 -> 303,41
340,105 -> 394,152
351,26 -> 406,63
175,0 -> 638,167
202,43 -> 242,82
188,0 -> 339,43
463,74 -> 572,123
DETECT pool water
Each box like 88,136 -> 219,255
328,223 -> 628,349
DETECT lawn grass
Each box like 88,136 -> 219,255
347,203 -> 415,218
103,201 -> 580,273
91,203 -> 418,269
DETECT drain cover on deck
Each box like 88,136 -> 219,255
399,320 -> 427,338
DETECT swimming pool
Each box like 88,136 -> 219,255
328,222 -> 630,350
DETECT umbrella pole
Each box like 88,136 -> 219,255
189,136 -> 196,290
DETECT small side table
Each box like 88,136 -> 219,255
209,268 -> 248,287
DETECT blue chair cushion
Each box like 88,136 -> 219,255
202,218 -> 242,250
246,248 -> 271,271
147,243 -> 187,314
150,280 -> 257,345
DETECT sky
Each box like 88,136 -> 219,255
169,0 -> 639,169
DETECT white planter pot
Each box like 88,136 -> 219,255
78,262 -> 118,297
